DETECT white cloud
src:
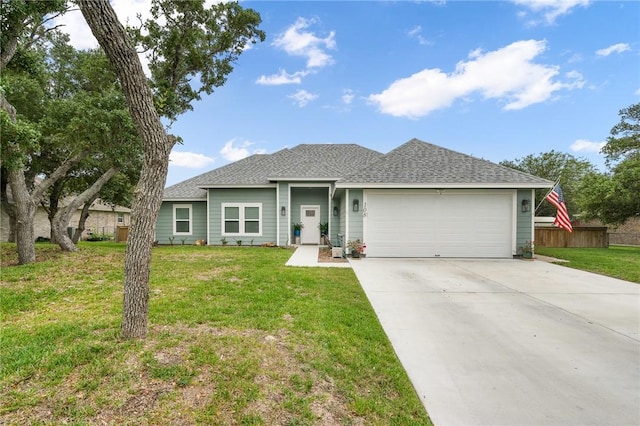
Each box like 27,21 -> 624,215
368,40 -> 584,118
512,0 -> 590,25
169,151 -> 215,168
635,88 -> 640,96
273,17 -> 336,69
53,0 -> 160,75
570,139 -> 606,153
342,89 -> 355,105
52,8 -> 99,50
288,90 -> 318,107
220,139 -> 266,162
255,69 -> 309,86
407,25 -> 433,46
54,0 -> 158,49
596,43 -> 631,57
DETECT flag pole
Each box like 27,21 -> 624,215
535,176 -> 561,214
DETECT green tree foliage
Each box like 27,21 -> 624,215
36,43 -> 141,250
578,103 -> 640,225
2,9 -> 142,255
578,158 -> 640,225
602,103 -> 640,165
500,151 -> 596,217
130,0 -> 265,121
0,0 -> 67,68
1,0 -> 75,262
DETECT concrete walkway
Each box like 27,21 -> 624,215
285,245 -> 351,268
351,258 -> 640,426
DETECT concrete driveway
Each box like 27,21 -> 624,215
350,258 -> 640,426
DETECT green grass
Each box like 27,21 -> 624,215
536,245 -> 640,283
0,242 -> 431,425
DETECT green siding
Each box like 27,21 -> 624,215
290,186 -> 330,243
347,189 -> 364,244
336,192 -> 346,247
328,194 -> 341,245
208,188 -> 277,245
278,182 -> 289,245
155,201 -> 207,245
516,189 -> 534,253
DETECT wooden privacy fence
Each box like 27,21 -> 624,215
116,226 -> 129,243
535,227 -> 608,248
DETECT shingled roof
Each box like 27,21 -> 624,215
337,139 -> 553,187
163,139 -> 552,199
163,144 -> 384,199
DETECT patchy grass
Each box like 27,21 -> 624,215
0,242 -> 430,425
536,245 -> 640,283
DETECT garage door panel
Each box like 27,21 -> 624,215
365,190 -> 512,258
365,192 -> 439,257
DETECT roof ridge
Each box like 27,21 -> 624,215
339,138 -> 553,185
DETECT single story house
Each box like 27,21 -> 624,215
0,196 -> 130,242
157,138 -> 553,258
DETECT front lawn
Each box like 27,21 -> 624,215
536,245 -> 640,283
0,242 -> 430,425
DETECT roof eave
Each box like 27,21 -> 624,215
267,177 -> 341,182
163,197 -> 207,202
198,184 -> 277,189
335,182 -> 554,189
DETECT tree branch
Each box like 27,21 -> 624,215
32,149 -> 89,204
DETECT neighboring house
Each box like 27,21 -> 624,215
158,138 -> 552,258
573,217 -> 640,246
0,197 -> 131,242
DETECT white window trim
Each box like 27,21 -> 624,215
117,213 -> 124,224
221,203 -> 263,237
173,204 -> 193,235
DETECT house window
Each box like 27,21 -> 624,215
222,203 -> 262,236
173,204 -> 192,235
117,213 -> 124,224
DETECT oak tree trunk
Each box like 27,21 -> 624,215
78,0 -> 176,339
8,168 -> 37,263
46,181 -> 65,243
1,184 -> 18,243
72,194 -> 98,244
51,167 -> 118,252
4,146 -> 87,263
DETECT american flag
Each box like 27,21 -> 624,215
546,184 -> 573,232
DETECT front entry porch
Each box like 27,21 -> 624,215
285,185 -> 339,246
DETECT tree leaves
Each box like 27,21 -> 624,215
602,103 -> 640,165
130,0 -> 265,121
500,150 -> 596,218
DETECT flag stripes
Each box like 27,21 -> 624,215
546,184 -> 572,232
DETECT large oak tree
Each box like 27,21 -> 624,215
77,0 -> 264,338
1,0 -> 77,263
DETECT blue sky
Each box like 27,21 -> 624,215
57,1 -> 639,186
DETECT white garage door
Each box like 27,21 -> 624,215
364,190 -> 513,258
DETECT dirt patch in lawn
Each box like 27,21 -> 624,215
318,247 -> 348,264
1,324 -> 361,425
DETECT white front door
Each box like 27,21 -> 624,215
301,205 -> 320,244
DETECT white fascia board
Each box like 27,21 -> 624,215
268,177 -> 341,182
163,198 -> 206,202
288,183 -> 332,188
334,182 -> 553,189
197,184 -> 277,189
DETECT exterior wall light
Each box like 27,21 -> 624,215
521,199 -> 531,213
281,206 -> 286,216
353,199 -> 359,212
333,206 -> 339,217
